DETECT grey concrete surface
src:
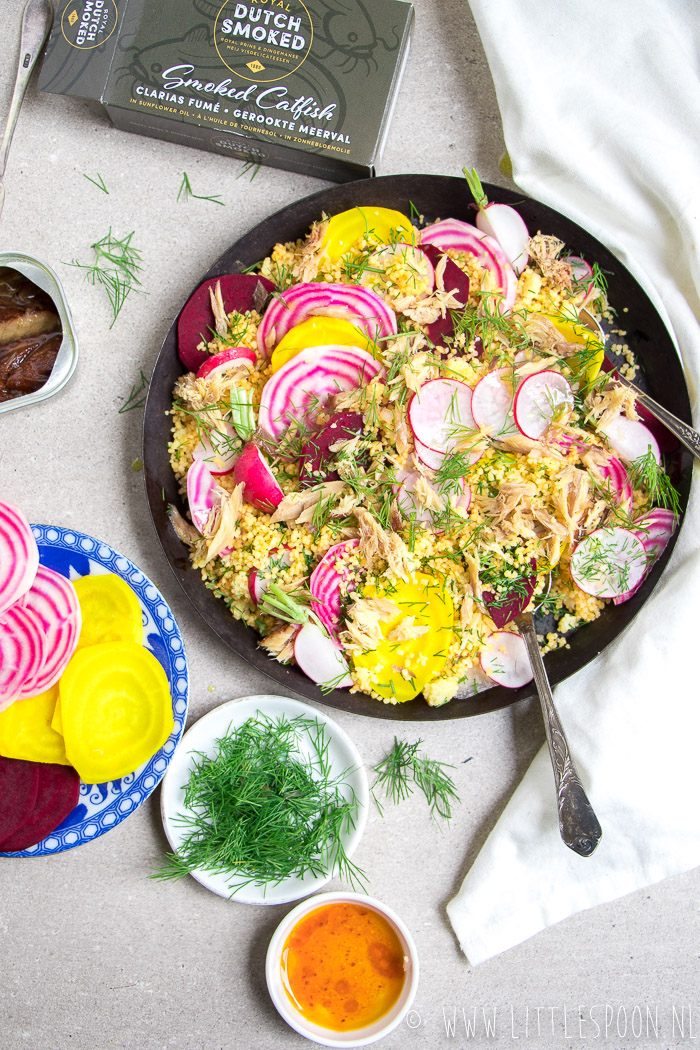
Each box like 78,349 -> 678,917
0,1 -> 697,1048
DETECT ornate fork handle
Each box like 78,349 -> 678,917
516,613 -> 602,857
616,375 -> 700,460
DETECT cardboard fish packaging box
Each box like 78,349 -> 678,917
39,0 -> 414,181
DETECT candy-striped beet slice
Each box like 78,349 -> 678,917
0,501 -> 39,617
17,567 -> 82,697
480,631 -> 534,689
310,540 -> 359,638
0,605 -> 44,709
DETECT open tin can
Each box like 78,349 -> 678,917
0,251 -> 78,416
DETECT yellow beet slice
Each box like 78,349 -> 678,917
51,695 -> 63,735
59,642 -> 174,782
353,572 -> 455,703
270,316 -> 377,373
73,574 -> 143,648
322,206 -> 415,261
548,312 -> 605,386
0,684 -> 71,765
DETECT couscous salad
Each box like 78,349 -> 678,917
168,176 -> 678,707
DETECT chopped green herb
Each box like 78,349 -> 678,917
177,171 -> 225,206
372,737 -> 460,821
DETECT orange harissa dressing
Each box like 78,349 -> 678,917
281,902 -> 406,1031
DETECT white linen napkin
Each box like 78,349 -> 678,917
447,0 -> 700,965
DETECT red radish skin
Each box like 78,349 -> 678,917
258,345 -> 382,440
233,444 -> 284,512
570,527 -> 647,599
0,501 -> 39,618
195,346 -> 256,380
293,621 -> 353,689
0,762 -> 81,852
0,756 -> 40,845
309,539 -> 360,638
178,274 -> 274,372
480,631 -> 534,689
16,567 -> 81,697
0,604 -> 44,709
599,416 -> 660,465
513,370 -> 574,440
257,282 -> 397,358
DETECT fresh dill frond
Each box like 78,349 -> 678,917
628,448 -> 681,516
83,172 -> 109,194
118,369 -> 149,413
177,171 -> 225,206
65,229 -> 145,327
372,737 -> 460,822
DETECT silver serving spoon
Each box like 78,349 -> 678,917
579,307 -> 700,460
484,574 -> 602,857
513,606 -> 602,857
0,0 -> 53,221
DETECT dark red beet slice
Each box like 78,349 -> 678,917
0,756 -> 40,845
178,274 -> 274,372
482,563 -> 537,629
299,411 -> 365,485
422,244 -> 470,349
0,762 -> 80,852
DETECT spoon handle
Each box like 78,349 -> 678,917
617,375 -> 700,460
516,614 -> 602,857
0,0 -> 53,181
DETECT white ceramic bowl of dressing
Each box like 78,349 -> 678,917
266,891 -> 419,1047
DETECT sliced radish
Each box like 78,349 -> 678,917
257,282 -> 397,358
191,421 -> 240,476
475,204 -> 530,275
570,526 -> 647,598
393,470 -> 470,526
408,378 -> 476,456
480,630 -> 533,689
233,444 -> 285,512
248,546 -> 292,605
613,508 -> 677,604
471,368 -> 515,436
195,346 -> 256,381
0,605 -> 44,708
599,415 -> 660,465
309,539 -> 360,637
513,370 -> 574,440
293,621 -> 353,688
463,168 -> 530,275
258,345 -> 382,440
0,502 -> 39,617
187,458 -> 220,533
178,274 -> 274,372
16,567 -> 81,698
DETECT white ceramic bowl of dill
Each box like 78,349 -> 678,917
156,694 -> 368,905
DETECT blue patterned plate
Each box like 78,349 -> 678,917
0,525 -> 189,858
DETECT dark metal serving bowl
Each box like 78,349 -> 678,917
142,174 -> 692,720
